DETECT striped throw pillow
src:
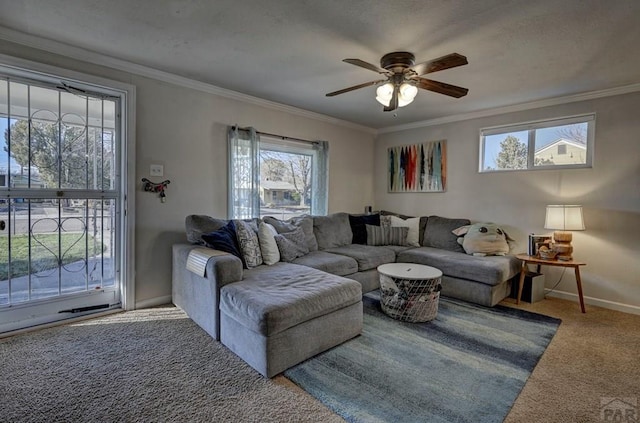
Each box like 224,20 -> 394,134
366,224 -> 408,246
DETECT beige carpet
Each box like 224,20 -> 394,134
0,307 -> 342,423
500,296 -> 640,423
2,297 -> 638,423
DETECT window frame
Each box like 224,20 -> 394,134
259,135 -> 316,218
479,113 -> 595,173
0,54 -> 136,316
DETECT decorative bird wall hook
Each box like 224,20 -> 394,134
142,178 -> 171,202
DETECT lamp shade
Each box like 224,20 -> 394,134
544,205 -> 585,231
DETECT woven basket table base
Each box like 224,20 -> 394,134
379,274 -> 442,322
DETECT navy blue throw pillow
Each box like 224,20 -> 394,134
349,214 -> 381,244
201,220 -> 243,260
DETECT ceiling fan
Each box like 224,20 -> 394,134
326,51 -> 469,112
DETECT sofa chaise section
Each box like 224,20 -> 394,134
219,262 -> 363,377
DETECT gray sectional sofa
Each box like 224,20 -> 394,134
172,212 -> 521,377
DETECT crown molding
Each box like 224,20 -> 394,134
3,25 -> 639,138
0,26 -> 376,135
378,83 -> 640,134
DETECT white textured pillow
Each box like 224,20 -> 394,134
390,215 -> 420,247
258,222 -> 280,265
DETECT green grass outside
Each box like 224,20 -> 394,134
0,233 -> 106,280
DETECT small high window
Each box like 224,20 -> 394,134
479,114 -> 594,172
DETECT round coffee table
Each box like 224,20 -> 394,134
377,263 -> 443,322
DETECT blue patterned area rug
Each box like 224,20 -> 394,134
285,292 -> 561,423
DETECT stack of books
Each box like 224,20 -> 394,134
528,234 -> 552,257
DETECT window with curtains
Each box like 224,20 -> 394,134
228,127 -> 328,219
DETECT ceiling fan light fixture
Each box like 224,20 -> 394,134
327,51 -> 468,111
375,82 -> 394,107
398,82 -> 418,107
400,83 -> 418,100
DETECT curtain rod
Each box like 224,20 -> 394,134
234,125 -> 315,144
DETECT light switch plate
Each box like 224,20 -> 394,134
150,164 -> 164,177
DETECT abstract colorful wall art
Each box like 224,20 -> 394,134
388,140 -> 447,192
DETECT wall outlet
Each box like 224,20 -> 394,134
150,164 -> 164,177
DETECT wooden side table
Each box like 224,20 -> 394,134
515,254 -> 587,313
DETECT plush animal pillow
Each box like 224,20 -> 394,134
452,223 -> 513,256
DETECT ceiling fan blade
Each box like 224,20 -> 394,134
416,77 -> 469,98
343,59 -> 391,75
383,84 -> 400,112
410,53 -> 468,76
326,79 -> 385,97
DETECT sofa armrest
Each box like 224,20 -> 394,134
172,243 -> 243,339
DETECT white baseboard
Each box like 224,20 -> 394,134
135,295 -> 173,309
545,289 -> 640,315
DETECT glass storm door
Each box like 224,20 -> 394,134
0,76 -> 123,334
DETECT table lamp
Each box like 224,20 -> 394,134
544,205 -> 585,261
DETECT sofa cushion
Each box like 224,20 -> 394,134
292,250 -> 358,276
348,213 -> 380,244
314,212 -> 353,249
380,210 -> 429,246
324,244 -> 396,272
423,215 -> 470,253
397,247 -> 521,286
201,220 -> 243,263
366,224 -> 408,246
219,262 -> 362,336
381,244 -> 415,257
234,220 -> 263,268
186,215 -> 261,245
258,222 -> 280,265
390,215 -> 421,247
186,215 -> 229,245
274,227 -> 310,262
263,215 -> 318,252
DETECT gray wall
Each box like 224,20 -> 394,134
375,92 -> 640,312
134,77 -> 375,303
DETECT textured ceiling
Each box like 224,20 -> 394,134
0,0 -> 639,129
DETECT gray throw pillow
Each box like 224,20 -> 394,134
274,226 -> 310,262
263,215 -> 318,251
313,212 -> 353,249
423,215 -> 470,253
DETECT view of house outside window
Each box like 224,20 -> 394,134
259,148 -> 312,219
479,114 -> 594,172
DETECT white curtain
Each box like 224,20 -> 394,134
311,140 -> 329,215
228,126 -> 260,219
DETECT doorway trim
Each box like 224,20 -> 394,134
0,53 -> 136,324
